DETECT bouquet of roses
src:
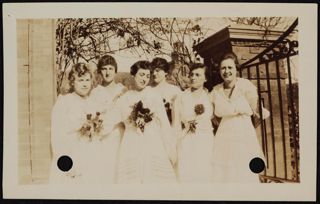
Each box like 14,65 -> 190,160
183,104 -> 205,134
78,112 -> 103,141
129,100 -> 154,133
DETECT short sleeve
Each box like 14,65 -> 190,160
51,95 -> 77,159
209,86 -> 217,104
242,79 -> 258,113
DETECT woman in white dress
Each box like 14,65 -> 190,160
101,60 -> 177,184
210,52 -> 265,183
90,55 -> 127,183
173,63 -> 214,183
150,57 -> 181,124
50,63 -> 102,184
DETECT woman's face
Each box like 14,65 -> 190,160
100,65 -> 116,84
134,68 -> 151,90
220,58 -> 237,83
73,72 -> 92,97
153,68 -> 166,84
189,68 -> 206,89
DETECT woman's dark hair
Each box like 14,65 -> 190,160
97,55 -> 118,73
189,62 -> 208,80
219,52 -> 240,70
151,57 -> 170,73
130,60 -> 151,76
68,63 -> 92,91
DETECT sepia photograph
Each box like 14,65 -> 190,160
3,3 -> 317,201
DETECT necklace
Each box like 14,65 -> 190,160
223,83 -> 236,99
223,82 -> 235,89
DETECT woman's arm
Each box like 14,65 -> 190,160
156,94 -> 178,165
171,93 -> 183,140
243,79 -> 259,115
51,96 -> 75,158
99,93 -> 126,139
210,101 -> 220,130
211,83 -> 255,118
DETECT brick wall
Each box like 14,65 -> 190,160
17,19 -> 56,184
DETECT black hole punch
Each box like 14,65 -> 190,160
249,157 -> 265,174
57,155 -> 73,172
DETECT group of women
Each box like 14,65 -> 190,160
49,52 -> 265,184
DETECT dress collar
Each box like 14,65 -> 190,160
220,77 -> 240,100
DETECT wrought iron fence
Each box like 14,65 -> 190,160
239,19 -> 299,183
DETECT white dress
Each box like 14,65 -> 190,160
173,88 -> 214,183
152,81 -> 181,123
210,78 -> 265,183
102,86 -> 177,184
90,83 -> 126,183
49,92 -> 102,184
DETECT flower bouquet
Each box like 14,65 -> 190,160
183,104 -> 205,134
78,112 -> 103,141
129,100 -> 154,133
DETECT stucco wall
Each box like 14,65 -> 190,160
17,19 -> 56,184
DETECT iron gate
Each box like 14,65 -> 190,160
239,19 -> 299,183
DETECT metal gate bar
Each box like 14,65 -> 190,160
264,62 -> 277,177
261,98 -> 269,169
275,59 -> 288,179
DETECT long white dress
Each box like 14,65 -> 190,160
90,83 -> 126,183
210,78 -> 265,183
173,88 -> 214,183
102,86 -> 177,184
152,81 -> 181,123
50,92 -> 102,184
